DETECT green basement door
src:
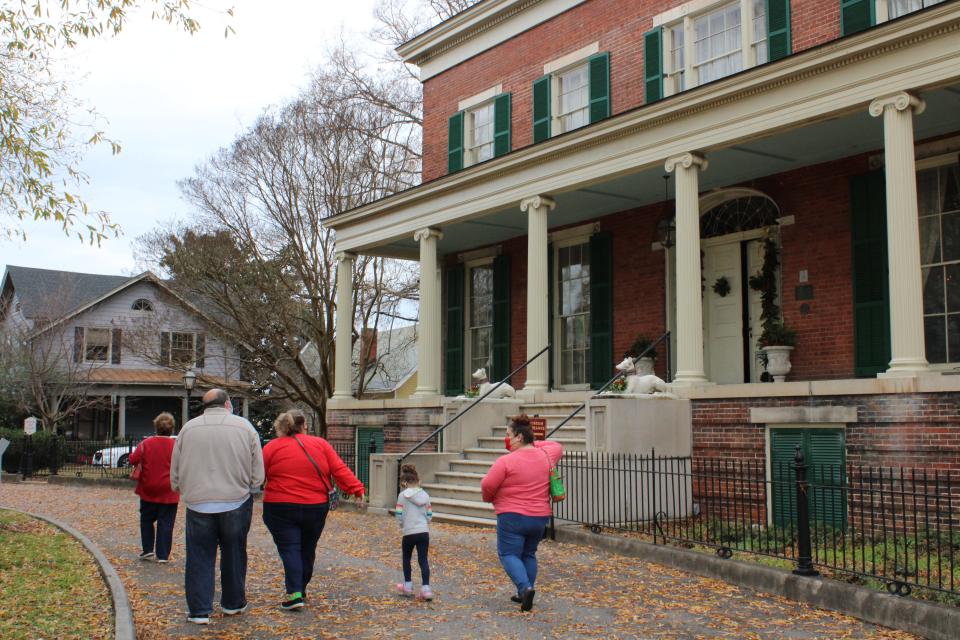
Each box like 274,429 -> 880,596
356,427 -> 384,491
770,428 -> 847,530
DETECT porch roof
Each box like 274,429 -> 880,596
329,3 -> 960,259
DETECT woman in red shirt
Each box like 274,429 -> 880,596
261,409 -> 365,611
128,412 -> 179,563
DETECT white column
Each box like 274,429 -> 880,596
666,153 -> 710,385
869,92 -> 931,377
242,397 -> 250,420
181,395 -> 190,426
414,228 -> 443,396
117,396 -> 126,438
520,195 -> 556,392
333,251 -> 356,399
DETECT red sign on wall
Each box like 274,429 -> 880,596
530,416 -> 548,441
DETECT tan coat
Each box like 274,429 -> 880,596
170,407 -> 264,506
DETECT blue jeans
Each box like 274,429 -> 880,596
496,513 -> 550,596
139,500 -> 178,560
262,502 -> 329,596
184,497 -> 253,617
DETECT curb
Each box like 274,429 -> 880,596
4,508 -> 136,640
553,524 -> 958,640
47,475 -> 134,489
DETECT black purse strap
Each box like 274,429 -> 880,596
292,435 -> 332,494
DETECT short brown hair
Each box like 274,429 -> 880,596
400,464 -> 420,487
274,409 -> 307,437
153,412 -> 176,436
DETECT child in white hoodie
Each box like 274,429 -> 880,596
395,464 -> 433,600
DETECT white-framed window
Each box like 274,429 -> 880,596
876,0 -> 947,23
466,101 -> 495,167
171,332 -> 197,366
465,260 -> 494,379
918,154 -> 960,365
553,237 -> 592,388
131,298 -> 153,312
661,0 -> 768,97
556,63 -> 590,133
84,328 -> 111,363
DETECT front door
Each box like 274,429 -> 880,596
555,241 -> 592,388
703,237 -> 765,383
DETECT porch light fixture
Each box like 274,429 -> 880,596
182,368 -> 196,392
656,174 -> 675,249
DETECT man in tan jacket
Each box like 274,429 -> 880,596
170,388 -> 264,625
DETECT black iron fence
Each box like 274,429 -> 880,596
3,436 -> 142,479
553,448 -> 960,599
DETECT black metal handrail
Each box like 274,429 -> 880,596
397,344 -> 552,470
545,330 -> 671,440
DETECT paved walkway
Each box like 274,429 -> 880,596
1,482 -> 916,639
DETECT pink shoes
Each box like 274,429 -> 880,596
418,585 -> 434,601
396,582 -> 413,597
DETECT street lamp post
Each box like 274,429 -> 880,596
182,368 -> 197,427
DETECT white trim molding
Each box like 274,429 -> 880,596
750,406 -> 858,424
543,42 -> 599,74
458,85 -> 504,111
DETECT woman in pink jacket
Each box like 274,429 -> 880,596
480,414 -> 563,612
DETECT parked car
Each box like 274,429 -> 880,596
92,436 -> 176,468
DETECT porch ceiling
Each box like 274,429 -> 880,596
374,83 -> 960,258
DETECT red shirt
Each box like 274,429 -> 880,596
262,435 -> 365,504
129,436 -> 179,504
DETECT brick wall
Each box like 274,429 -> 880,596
326,406 -> 443,454
691,393 -> 960,471
423,0 -> 846,181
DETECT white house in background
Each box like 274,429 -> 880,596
0,266 -> 250,438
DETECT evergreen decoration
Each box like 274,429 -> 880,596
712,276 -> 731,297
748,237 -> 797,348
627,335 -> 657,360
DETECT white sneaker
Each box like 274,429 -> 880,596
222,603 -> 248,616
187,616 -> 209,625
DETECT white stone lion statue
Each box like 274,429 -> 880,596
472,367 -> 516,399
614,356 -> 672,396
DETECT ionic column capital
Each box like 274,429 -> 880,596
413,227 -> 443,242
869,92 -> 926,118
334,251 -> 356,263
665,152 -> 708,173
520,195 -> 556,213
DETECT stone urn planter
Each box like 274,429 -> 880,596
635,356 -> 655,376
762,345 -> 794,382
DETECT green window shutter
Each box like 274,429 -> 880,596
589,232 -> 614,389
195,333 -> 206,368
588,52 -> 611,123
444,264 -> 465,396
643,27 -> 664,104
491,255 -> 512,383
850,172 -> 890,377
770,429 -> 805,527
807,429 -> 847,530
73,327 -> 85,362
547,242 -> 555,390
766,0 -> 792,61
160,331 -> 170,366
840,0 -> 874,36
493,93 -> 512,158
448,111 -> 464,173
532,75 -> 552,143
111,328 -> 122,365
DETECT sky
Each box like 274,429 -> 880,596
1,0 -> 378,277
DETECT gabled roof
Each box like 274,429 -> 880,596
2,266 -> 132,319
354,324 -> 418,394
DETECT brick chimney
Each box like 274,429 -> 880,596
360,328 -> 377,363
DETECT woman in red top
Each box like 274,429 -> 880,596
261,409 -> 365,611
128,412 -> 179,563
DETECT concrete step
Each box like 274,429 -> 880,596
477,436 -> 587,451
520,403 -> 586,414
490,425 -> 586,437
463,447 -> 507,462
448,459 -> 495,474
429,512 -> 497,528
429,496 -> 495,519
434,471 -> 486,487
422,482 -> 482,502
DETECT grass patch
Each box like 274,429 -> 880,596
0,509 -> 112,639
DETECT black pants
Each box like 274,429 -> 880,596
139,499 -> 178,560
401,532 -> 430,585
262,502 -> 330,596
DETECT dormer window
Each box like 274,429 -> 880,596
132,298 -> 154,312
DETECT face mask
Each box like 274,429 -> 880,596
504,436 -> 513,451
